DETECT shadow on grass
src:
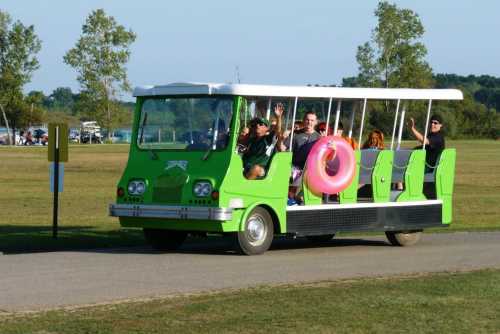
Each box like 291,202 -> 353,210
0,225 -> 145,254
0,225 -> 390,256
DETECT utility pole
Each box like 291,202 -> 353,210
235,65 -> 241,84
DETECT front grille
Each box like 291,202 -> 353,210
152,172 -> 187,204
152,185 -> 183,204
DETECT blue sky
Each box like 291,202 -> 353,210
2,1 -> 500,100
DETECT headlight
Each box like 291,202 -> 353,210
193,181 -> 212,197
128,180 -> 146,195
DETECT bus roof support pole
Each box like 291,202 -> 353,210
422,99 -> 433,149
348,104 -> 356,139
325,97 -> 333,134
358,98 -> 367,144
333,100 -> 342,135
390,99 -> 401,150
285,98 -> 292,131
244,99 -> 247,127
266,97 -> 272,120
289,96 -> 299,152
396,103 -> 406,150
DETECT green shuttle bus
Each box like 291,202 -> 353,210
109,83 -> 463,255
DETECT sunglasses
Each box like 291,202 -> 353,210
431,121 -> 441,125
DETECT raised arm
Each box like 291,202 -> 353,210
409,117 -> 429,145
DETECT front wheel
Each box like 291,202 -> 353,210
385,231 -> 422,247
143,228 -> 187,251
234,207 -> 274,255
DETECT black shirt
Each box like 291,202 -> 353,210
425,131 -> 445,169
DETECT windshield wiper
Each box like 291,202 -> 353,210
148,148 -> 158,160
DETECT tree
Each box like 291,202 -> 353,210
354,1 -> 433,88
0,10 -> 41,144
347,2 -> 434,136
64,9 -> 136,139
48,87 -> 75,112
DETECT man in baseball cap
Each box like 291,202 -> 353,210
242,105 -> 283,179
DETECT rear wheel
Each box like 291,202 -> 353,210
143,228 -> 187,251
234,207 -> 274,255
306,234 -> 335,243
385,231 -> 422,247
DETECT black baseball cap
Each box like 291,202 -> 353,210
250,117 -> 270,127
430,114 -> 443,124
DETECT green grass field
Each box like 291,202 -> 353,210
0,140 -> 499,252
1,269 -> 499,333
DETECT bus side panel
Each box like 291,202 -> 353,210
339,150 -> 361,204
286,203 -> 444,236
220,152 -> 292,233
397,150 -> 427,202
372,151 -> 394,202
436,149 -> 456,224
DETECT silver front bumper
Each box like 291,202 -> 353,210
109,204 -> 232,221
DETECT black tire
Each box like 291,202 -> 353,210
143,228 -> 187,251
234,207 -> 274,255
385,231 -> 422,247
306,234 -> 336,243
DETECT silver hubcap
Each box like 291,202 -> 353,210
247,215 -> 267,246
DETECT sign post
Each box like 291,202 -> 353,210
48,123 -> 68,239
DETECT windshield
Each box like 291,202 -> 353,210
137,96 -> 233,151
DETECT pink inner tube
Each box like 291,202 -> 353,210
305,135 -> 356,195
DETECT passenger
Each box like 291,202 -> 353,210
358,130 -> 385,197
241,104 -> 283,179
294,120 -> 304,133
284,111 -> 320,169
282,112 -> 320,204
409,114 -> 445,198
282,120 -> 305,141
408,114 -> 445,170
335,121 -> 358,150
317,122 -> 332,136
361,129 -> 385,150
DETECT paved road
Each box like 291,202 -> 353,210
1,232 -> 500,312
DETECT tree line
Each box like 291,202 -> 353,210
0,8 -> 135,143
0,3 -> 498,144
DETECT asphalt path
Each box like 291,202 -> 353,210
1,232 -> 500,312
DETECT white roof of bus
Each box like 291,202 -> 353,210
133,82 -> 463,100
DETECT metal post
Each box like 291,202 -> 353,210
244,100 -> 247,127
289,97 -> 299,152
52,126 -> 59,239
285,98 -> 292,131
422,99 -> 433,149
333,100 -> 342,135
266,97 -> 272,120
397,103 -> 406,150
390,99 -> 401,150
325,97 -> 333,134
358,98 -> 367,145
348,105 -> 356,139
